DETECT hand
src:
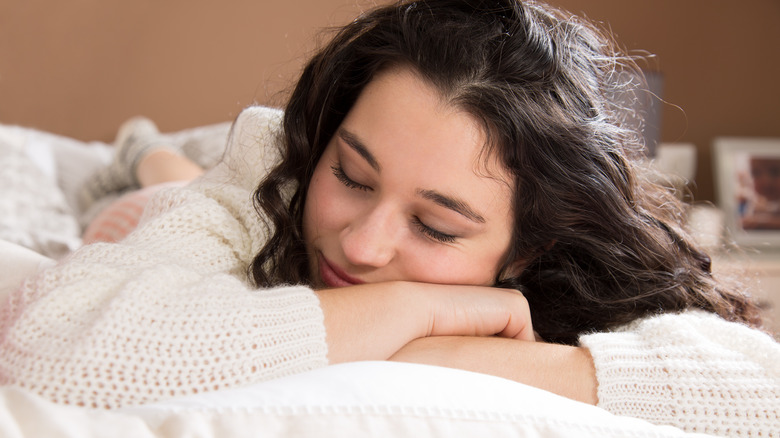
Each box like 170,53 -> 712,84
316,281 -> 533,364
417,282 -> 533,341
390,336 -> 598,405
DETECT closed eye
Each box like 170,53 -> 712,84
331,164 -> 372,192
412,216 -> 458,244
332,162 -> 457,244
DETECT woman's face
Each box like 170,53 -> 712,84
303,67 -> 516,288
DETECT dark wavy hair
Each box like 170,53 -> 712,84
250,0 -> 761,344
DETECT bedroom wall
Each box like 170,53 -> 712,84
1,0 -> 778,202
552,0 -> 780,203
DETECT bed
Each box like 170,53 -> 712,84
0,118 -> 719,438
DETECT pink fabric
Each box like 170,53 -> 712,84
82,182 -> 187,244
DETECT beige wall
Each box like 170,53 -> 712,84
1,0 -> 778,201
0,0 -> 365,139
553,0 -> 780,201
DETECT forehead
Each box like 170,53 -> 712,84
343,67 -> 510,182
336,65 -> 514,217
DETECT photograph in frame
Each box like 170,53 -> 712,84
714,137 -> 780,249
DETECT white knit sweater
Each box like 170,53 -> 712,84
1,106 -> 778,436
0,107 -> 329,409
581,311 -> 779,437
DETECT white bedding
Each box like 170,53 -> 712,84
1,360 -> 714,438
0,122 -> 716,437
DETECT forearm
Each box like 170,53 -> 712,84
317,282 -> 423,364
317,281 -> 534,364
390,336 -> 598,405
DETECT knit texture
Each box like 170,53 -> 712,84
0,106 -> 328,409
580,310 -> 780,437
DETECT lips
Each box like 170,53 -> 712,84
318,253 -> 364,288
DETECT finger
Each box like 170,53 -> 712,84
506,315 -> 535,341
497,289 -> 535,341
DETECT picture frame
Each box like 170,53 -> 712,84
713,137 -> 780,248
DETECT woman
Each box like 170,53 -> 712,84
1,0 -> 777,436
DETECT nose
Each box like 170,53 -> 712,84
340,204 -> 397,268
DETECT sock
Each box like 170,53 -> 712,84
78,117 -> 174,212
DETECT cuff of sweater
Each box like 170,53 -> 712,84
247,285 -> 330,378
578,310 -> 779,436
578,329 -> 675,423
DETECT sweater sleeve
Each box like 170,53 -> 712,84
0,106 -> 329,409
579,310 -> 780,437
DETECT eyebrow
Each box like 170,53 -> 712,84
417,189 -> 486,224
338,129 -> 381,172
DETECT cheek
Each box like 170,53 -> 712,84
452,233 -> 514,285
401,244 -> 507,286
304,167 -> 348,240
396,211 -> 514,287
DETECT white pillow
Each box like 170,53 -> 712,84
0,123 -> 114,221
0,136 -> 82,259
119,361 -> 701,438
0,362 -> 703,438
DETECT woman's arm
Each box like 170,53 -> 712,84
317,281 -> 535,364
389,336 -> 597,404
580,310 -> 780,436
391,311 -> 780,436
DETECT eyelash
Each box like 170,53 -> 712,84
331,164 -> 371,192
330,163 -> 459,244
412,217 -> 458,244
